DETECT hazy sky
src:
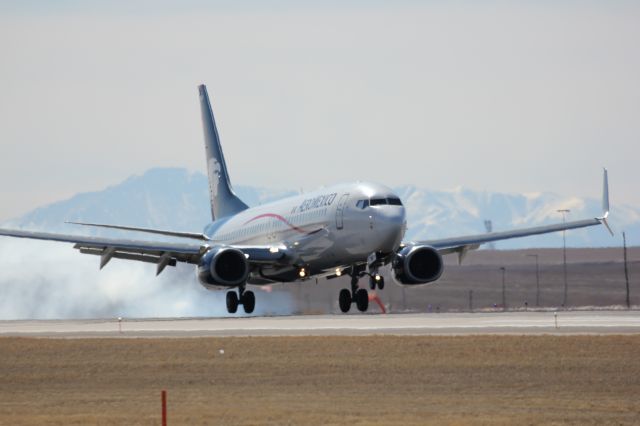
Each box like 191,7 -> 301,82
0,1 -> 638,222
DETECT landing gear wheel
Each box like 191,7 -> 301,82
355,288 -> 369,312
369,275 -> 385,290
226,291 -> 239,314
242,291 -> 255,314
339,289 -> 352,313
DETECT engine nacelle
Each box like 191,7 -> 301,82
198,246 -> 249,288
392,245 -> 444,285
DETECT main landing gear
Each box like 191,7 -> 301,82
226,287 -> 255,314
339,275 -> 370,313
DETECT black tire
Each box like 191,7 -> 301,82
369,277 -> 376,290
378,277 -> 385,290
242,291 -> 256,314
226,291 -> 239,314
339,289 -> 352,313
356,288 -> 369,312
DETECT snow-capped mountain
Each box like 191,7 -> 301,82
3,168 -> 637,248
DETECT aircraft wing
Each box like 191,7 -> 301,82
0,227 -> 208,274
0,227 -> 291,275
410,169 -> 612,261
422,217 -> 603,252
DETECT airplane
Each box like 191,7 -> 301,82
0,85 -> 613,314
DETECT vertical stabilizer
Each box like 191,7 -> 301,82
198,85 -> 249,221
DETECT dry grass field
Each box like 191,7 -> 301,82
1,336 -> 640,425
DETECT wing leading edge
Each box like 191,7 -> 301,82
65,221 -> 211,241
412,169 -> 612,259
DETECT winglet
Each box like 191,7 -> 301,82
602,168 -> 610,217
598,168 -> 613,236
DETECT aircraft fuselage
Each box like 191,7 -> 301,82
198,181 -> 406,289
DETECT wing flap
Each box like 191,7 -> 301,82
78,247 -> 178,267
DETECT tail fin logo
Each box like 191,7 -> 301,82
208,158 -> 222,198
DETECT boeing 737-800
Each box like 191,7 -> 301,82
0,85 -> 612,314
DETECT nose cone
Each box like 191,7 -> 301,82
375,206 -> 406,252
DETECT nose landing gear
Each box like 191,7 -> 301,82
368,274 -> 385,290
226,286 -> 255,314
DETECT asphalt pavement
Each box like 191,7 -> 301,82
1,311 -> 639,337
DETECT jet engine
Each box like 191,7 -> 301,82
392,245 -> 443,285
198,246 -> 249,287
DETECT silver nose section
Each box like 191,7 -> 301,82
375,206 -> 406,252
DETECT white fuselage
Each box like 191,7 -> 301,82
200,181 -> 407,287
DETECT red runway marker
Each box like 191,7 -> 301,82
161,390 -> 167,426
368,292 -> 386,314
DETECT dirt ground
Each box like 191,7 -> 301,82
1,336 -> 639,425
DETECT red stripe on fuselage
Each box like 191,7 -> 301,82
243,213 -> 307,234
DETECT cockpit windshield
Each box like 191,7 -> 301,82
355,197 -> 403,209
355,199 -> 369,209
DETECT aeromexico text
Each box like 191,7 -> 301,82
291,193 -> 338,214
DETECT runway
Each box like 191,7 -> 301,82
1,310 -> 639,337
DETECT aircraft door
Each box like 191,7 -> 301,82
335,194 -> 349,230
